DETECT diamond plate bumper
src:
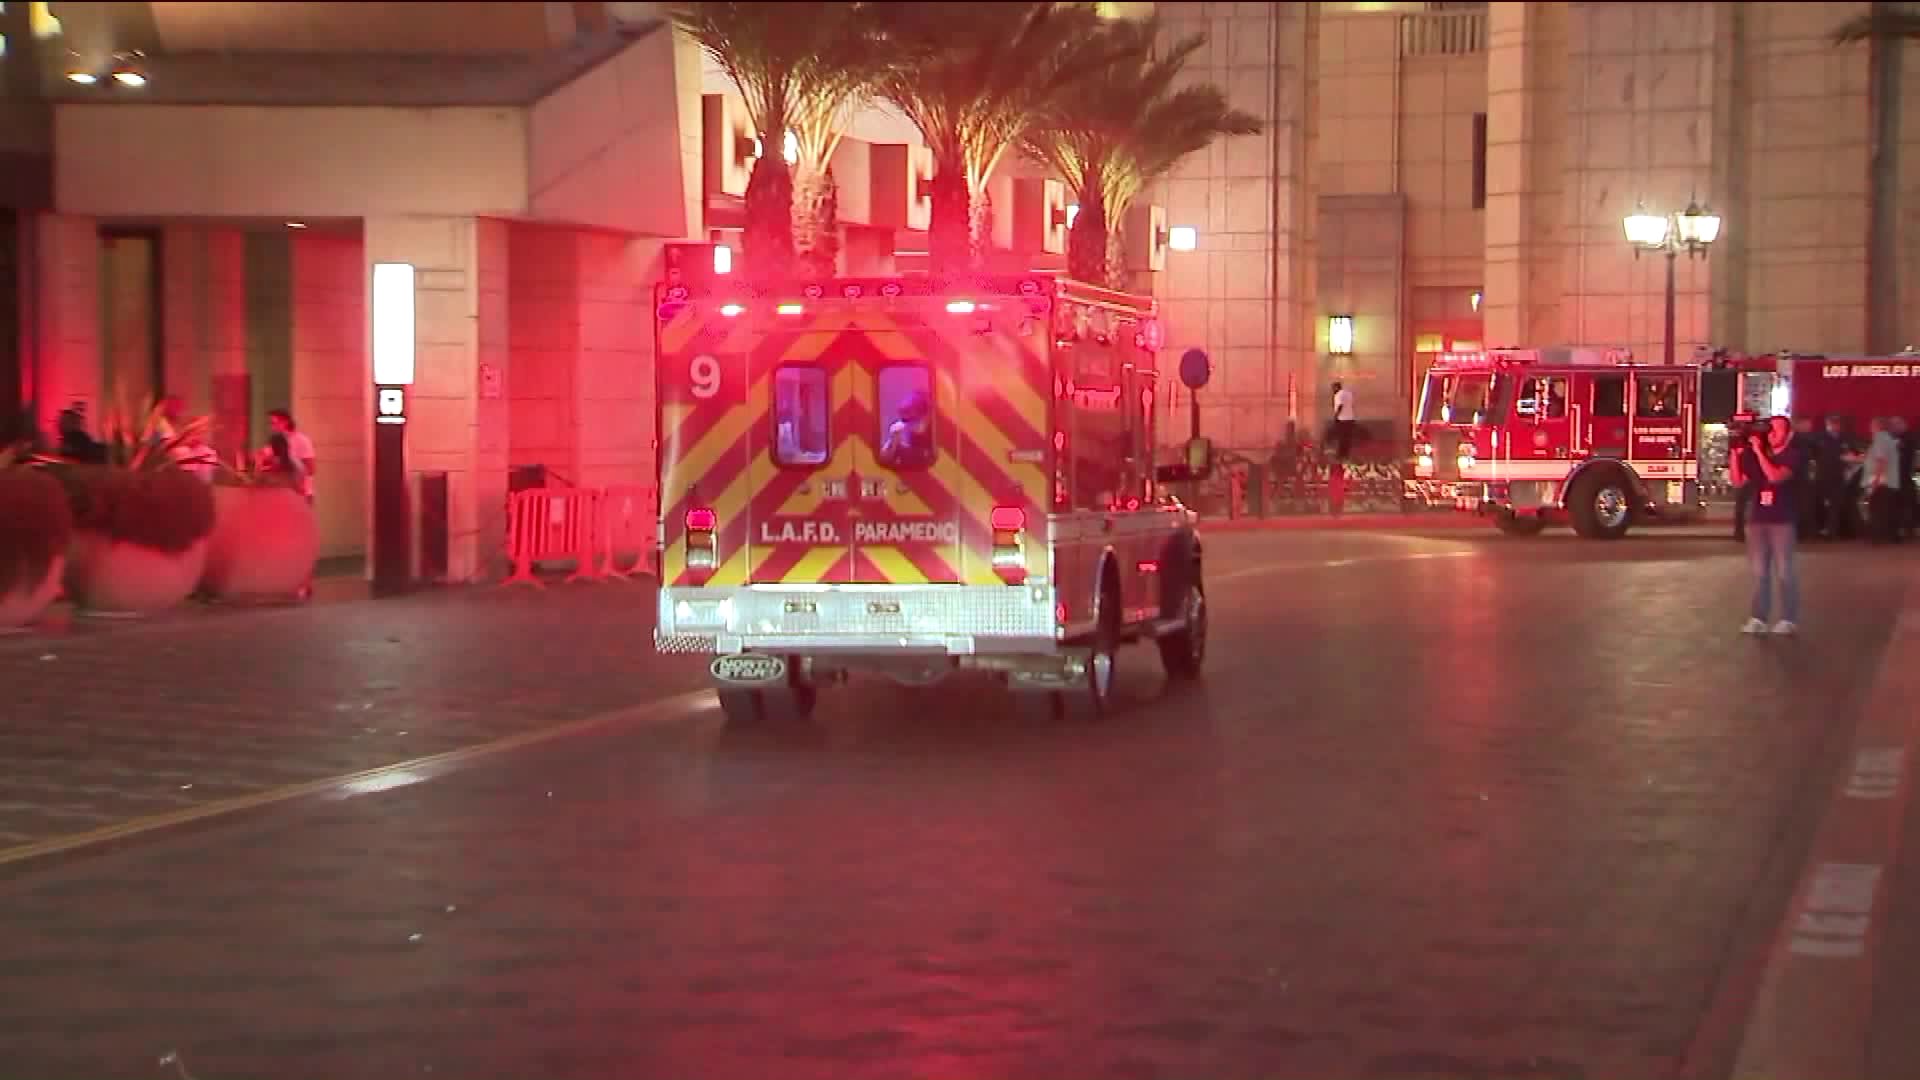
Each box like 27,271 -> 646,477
656,584 -> 1061,657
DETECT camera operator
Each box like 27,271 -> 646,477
1728,415 -> 1803,636
1729,412 -> 1756,542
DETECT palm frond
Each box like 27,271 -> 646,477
1831,11 -> 1920,44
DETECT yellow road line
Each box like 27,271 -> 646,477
0,689 -> 715,869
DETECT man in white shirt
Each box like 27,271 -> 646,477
1331,381 -> 1357,460
269,408 -> 316,504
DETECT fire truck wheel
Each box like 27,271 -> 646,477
1157,581 -> 1208,679
1492,510 -> 1548,537
1569,471 -> 1634,540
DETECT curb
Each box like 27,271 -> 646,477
1725,602 -> 1920,1080
1197,513 -> 1486,532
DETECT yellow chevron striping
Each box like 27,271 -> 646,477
780,546 -> 845,583
776,437 -> 860,515
861,545 -> 925,584
658,306 -> 705,355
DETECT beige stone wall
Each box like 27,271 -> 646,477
1155,1 -> 1312,452
364,215 -> 494,582
291,231 -> 370,560
1736,2 -> 1871,353
30,214 -> 100,431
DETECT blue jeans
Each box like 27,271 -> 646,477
1747,522 -> 1799,623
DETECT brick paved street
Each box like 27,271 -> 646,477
0,530 -> 1913,1079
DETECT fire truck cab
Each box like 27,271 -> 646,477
651,274 -> 1209,726
1409,347 -> 1703,539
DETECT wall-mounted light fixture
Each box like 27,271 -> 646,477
1167,226 -> 1198,252
1470,290 -> 1483,312
713,244 -> 733,275
65,49 -> 150,88
1328,314 -> 1355,355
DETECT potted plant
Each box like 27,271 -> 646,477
199,454 -> 319,601
46,405 -> 218,617
0,445 -> 73,630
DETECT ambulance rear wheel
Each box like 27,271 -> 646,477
1158,581 -> 1208,680
1569,472 -> 1633,540
1493,509 -> 1548,537
1062,587 -> 1122,722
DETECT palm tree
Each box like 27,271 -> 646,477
671,2 -> 884,278
1026,19 -> 1262,288
872,2 -> 1147,273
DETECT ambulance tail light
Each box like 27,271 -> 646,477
990,505 -> 1028,583
685,507 -> 719,570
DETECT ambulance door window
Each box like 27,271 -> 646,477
1066,393 -> 1128,512
770,366 -> 830,467
875,365 -> 936,470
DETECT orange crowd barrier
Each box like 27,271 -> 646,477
599,484 -> 658,580
504,488 -> 605,587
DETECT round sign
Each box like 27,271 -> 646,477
1179,348 -> 1211,390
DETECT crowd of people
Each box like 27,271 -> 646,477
1732,413 -> 1918,545
3,398 -> 317,502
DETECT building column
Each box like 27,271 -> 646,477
30,213 -> 101,431
1481,1 -> 1542,348
363,215 -> 510,584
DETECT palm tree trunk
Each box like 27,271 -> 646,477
744,156 -> 796,278
1067,190 -> 1110,286
927,165 -> 971,274
967,182 -> 994,270
794,164 -> 840,280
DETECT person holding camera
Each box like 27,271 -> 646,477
1728,415 -> 1804,636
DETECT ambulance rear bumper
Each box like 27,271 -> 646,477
655,584 -> 1061,657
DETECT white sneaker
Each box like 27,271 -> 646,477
1771,620 -> 1797,636
1743,618 -> 1769,634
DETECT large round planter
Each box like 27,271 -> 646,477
65,531 -> 208,617
0,554 -> 63,631
200,485 -> 320,600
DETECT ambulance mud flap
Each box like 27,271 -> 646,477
710,654 -> 788,686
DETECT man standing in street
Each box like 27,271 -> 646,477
1865,416 -> 1902,544
1330,380 -> 1356,461
1729,415 -> 1803,636
1894,415 -> 1916,539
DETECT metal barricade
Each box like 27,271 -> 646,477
599,484 -> 658,580
503,488 -> 604,587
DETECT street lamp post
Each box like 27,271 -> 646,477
1623,201 -> 1723,364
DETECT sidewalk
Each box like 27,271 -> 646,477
1870,594 -> 1920,1080
1721,569 -> 1920,1080
0,579 -> 706,862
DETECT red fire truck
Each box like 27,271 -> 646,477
1408,348 -> 1704,538
651,273 -> 1211,726
1709,351 -> 1920,433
